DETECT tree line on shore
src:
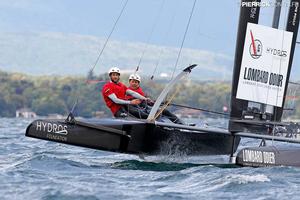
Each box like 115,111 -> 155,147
1,70 -> 299,119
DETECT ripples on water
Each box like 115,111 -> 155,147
1,118 -> 300,200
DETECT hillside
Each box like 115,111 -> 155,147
0,32 -> 233,80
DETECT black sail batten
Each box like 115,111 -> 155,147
274,0 -> 300,120
229,0 -> 261,132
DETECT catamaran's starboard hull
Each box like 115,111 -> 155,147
236,146 -> 300,167
25,118 -> 240,156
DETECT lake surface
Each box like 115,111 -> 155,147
1,118 -> 300,200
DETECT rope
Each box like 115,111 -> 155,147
289,81 -> 300,86
170,0 -> 197,80
271,3 -> 289,145
90,0 -> 129,75
151,11 -> 176,80
168,103 -> 229,116
135,0 -> 166,73
70,1 -> 129,117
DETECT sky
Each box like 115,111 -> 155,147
0,0 -> 240,53
0,0 -> 299,79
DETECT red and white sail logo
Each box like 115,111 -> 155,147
249,30 -> 263,59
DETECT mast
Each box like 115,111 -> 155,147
229,0 -> 261,132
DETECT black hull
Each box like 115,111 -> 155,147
25,118 -> 240,156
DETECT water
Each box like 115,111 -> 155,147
1,118 -> 300,200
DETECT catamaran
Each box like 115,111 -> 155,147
26,0 -> 300,167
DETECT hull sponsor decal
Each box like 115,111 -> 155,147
36,121 -> 68,135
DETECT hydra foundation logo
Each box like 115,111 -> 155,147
249,30 -> 263,59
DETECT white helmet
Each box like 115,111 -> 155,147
129,73 -> 141,82
108,67 -> 120,75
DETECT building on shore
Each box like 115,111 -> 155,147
16,108 -> 37,118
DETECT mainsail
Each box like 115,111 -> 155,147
229,0 -> 300,133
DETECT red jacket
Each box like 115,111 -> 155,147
102,81 -> 128,114
125,87 -> 145,100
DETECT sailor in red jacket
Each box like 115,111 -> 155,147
102,67 -> 147,117
126,74 -> 145,99
123,73 -> 150,119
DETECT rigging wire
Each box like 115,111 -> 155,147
151,12 -> 176,80
275,1 -> 288,109
135,0 -> 166,73
89,0 -> 129,77
264,1 -> 287,115
70,0 -> 129,116
289,81 -> 300,86
271,2 -> 289,145
170,0 -> 197,80
168,103 -> 229,117
150,47 -> 164,80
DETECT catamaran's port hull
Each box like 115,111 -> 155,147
25,119 -> 240,156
